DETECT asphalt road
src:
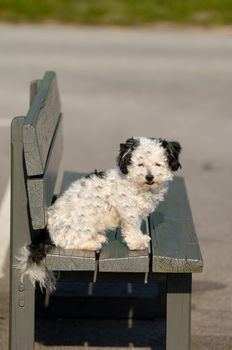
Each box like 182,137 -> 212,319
0,24 -> 232,350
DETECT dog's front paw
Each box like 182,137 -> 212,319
80,240 -> 102,251
96,233 -> 107,244
125,234 -> 151,250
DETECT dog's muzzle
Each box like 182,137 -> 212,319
145,174 -> 154,185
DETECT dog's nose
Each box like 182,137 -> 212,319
146,174 -> 154,182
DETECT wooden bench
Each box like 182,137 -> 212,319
9,71 -> 203,350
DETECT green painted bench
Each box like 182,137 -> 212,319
9,71 -> 203,350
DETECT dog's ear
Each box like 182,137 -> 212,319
117,138 -> 140,174
161,140 -> 182,171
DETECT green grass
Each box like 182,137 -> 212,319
0,0 -> 232,26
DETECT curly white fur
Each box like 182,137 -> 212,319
47,137 -> 174,251
15,246 -> 56,292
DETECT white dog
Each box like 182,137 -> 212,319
16,137 -> 181,291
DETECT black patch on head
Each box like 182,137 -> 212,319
160,139 -> 182,171
85,169 -> 106,179
117,137 -> 140,174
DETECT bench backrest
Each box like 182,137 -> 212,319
24,71 -> 63,230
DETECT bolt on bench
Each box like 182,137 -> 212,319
9,71 -> 203,350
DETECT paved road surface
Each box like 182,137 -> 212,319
0,24 -> 232,350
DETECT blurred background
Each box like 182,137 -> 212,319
0,1 -> 232,350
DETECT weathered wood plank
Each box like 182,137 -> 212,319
23,71 -> 61,176
46,247 -> 96,271
10,117 -> 35,350
11,117 -> 31,251
27,115 -> 63,229
150,176 -> 203,273
29,79 -> 41,106
99,221 -> 150,273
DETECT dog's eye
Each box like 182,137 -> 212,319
156,163 -> 161,167
138,163 -> 144,167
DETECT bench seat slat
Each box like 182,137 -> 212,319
23,71 -> 61,176
27,114 -> 63,229
150,176 -> 203,273
99,221 -> 149,273
46,247 -> 96,271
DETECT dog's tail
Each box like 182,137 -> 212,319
15,236 -> 56,293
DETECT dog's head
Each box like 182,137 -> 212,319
117,137 -> 182,190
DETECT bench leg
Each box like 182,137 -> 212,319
166,273 -> 192,350
9,268 -> 35,350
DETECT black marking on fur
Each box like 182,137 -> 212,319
117,137 -> 140,174
160,139 -> 182,171
28,230 -> 54,265
85,169 -> 106,179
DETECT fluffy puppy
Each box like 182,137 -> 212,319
16,137 -> 182,291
